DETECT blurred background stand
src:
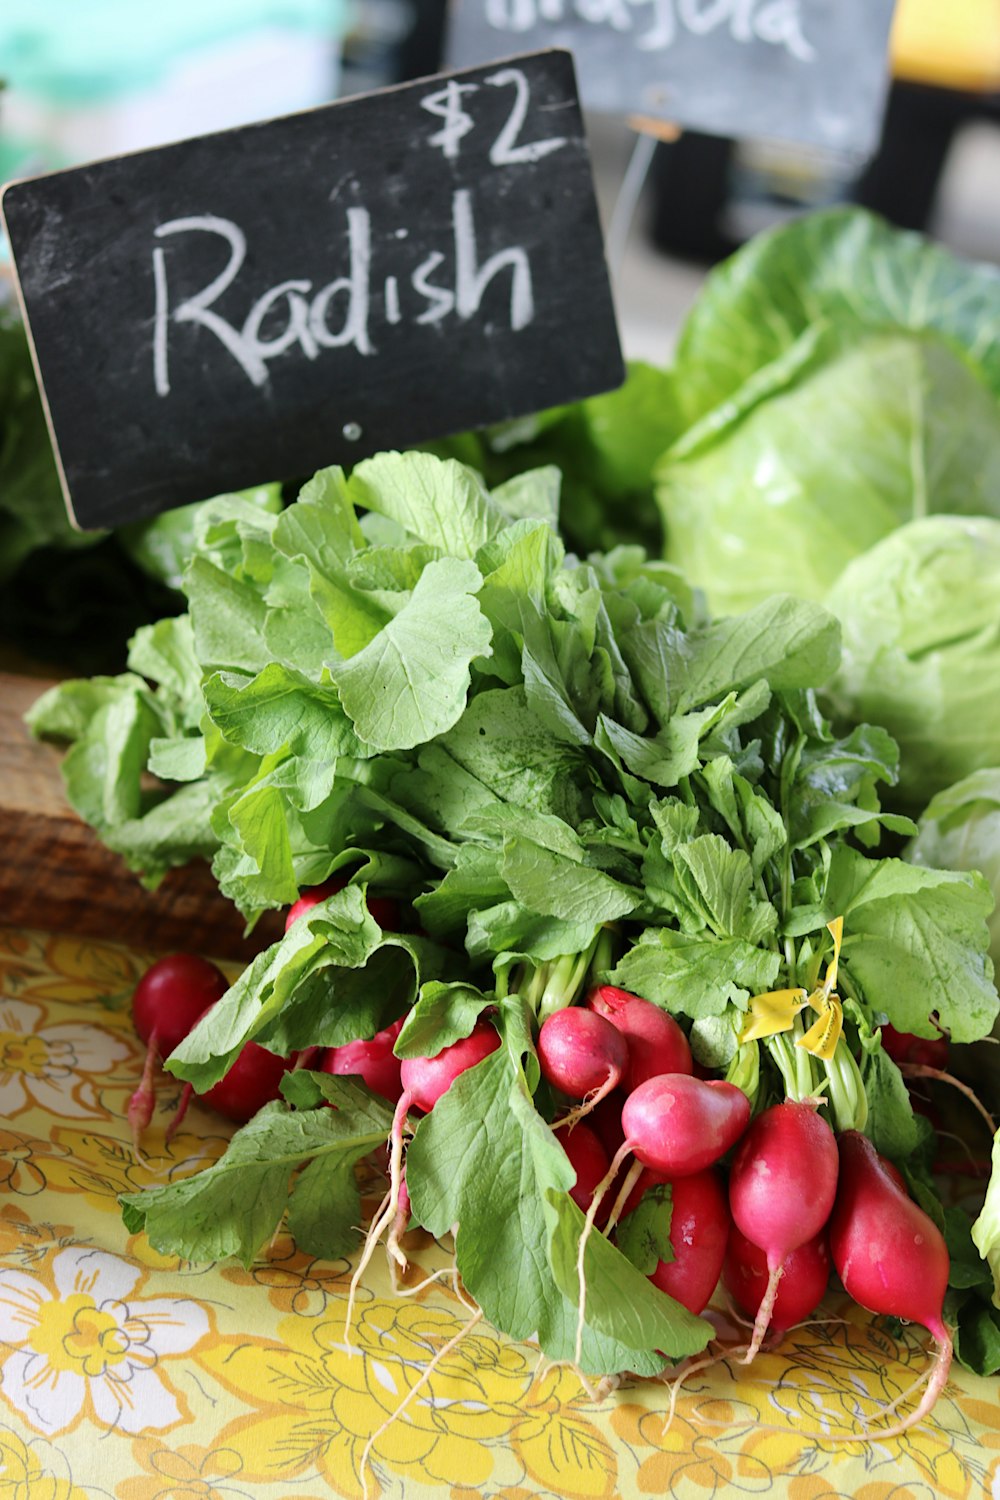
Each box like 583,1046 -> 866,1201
647,0 -> 1000,263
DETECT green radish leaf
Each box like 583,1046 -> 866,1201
407,1046 -> 573,1343
167,885 -> 384,1088
616,1183 -> 675,1275
333,557 -> 492,751
394,981 -> 494,1059
185,555 -> 272,674
610,930 -> 781,1020
972,1131 -> 1000,1305
406,1046 -> 674,1373
120,1088 -> 391,1266
348,451 -> 506,556
818,847 -> 998,1043
204,665 -> 364,761
544,1190 -> 709,1357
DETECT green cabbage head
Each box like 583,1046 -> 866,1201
826,515 -> 1000,812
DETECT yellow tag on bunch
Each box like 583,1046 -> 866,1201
738,987 -> 808,1044
739,917 -> 845,1061
796,916 -> 844,1061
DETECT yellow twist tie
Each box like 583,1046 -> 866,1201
739,918 -> 845,1061
738,987 -> 809,1045
796,916 -> 844,1062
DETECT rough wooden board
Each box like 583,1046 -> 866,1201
0,672 -> 282,961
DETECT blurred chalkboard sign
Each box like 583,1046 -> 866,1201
446,1 -> 898,155
0,50 -> 622,530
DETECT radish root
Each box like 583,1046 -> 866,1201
358,1305 -> 483,1500
687,1330 -> 952,1447
897,1064 -> 997,1136
603,1159 -> 644,1237
558,1072 -> 620,1133
164,1082 -> 194,1145
661,1343 -> 750,1436
127,1035 -> 160,1160
345,1093 -> 412,1351
575,1140 -> 633,1367
741,1263 -> 784,1364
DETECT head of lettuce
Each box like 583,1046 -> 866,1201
826,516 -> 1000,813
653,208 -> 1000,619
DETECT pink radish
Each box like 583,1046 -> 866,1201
724,1225 -> 831,1338
200,1040 -> 293,1124
828,1130 -> 952,1439
728,1100 -> 838,1361
554,1122 -> 611,1216
574,1075 -> 749,1365
538,1007 -> 628,1127
399,1020 -> 501,1113
621,1075 -> 750,1177
590,1092 -> 626,1158
322,1017 -> 405,1103
587,985 -> 692,1091
618,1168 -> 731,1315
880,1024 -> 949,1070
128,954 -> 228,1154
346,1019 -> 501,1341
285,878 -> 398,933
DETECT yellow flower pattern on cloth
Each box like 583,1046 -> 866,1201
0,924 -> 997,1500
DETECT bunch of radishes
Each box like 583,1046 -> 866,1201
129,928 -> 953,1439
534,986 -> 953,1437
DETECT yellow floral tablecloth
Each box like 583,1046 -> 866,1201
0,925 -> 998,1500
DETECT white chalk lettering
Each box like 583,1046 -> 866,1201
412,251 -> 456,324
453,188 -> 533,330
485,68 -> 567,164
244,280 -> 317,364
307,206 -> 373,354
151,190 -> 535,394
754,0 -> 815,60
482,0 -> 816,58
420,80 -> 479,158
422,67 -> 566,164
153,215 -> 256,393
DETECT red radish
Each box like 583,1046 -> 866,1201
621,1075 -> 750,1177
132,954 -> 229,1054
573,1075 -> 749,1366
200,1040 -> 292,1124
880,1024 -> 949,1070
399,1020 -> 501,1113
587,986 -> 692,1090
537,1007 -> 628,1126
724,1225 -> 831,1338
127,954 -> 228,1154
285,877 -> 346,930
285,878 -> 398,933
880,1158 -> 909,1194
322,1017 -> 405,1103
554,1122 -> 611,1216
346,1019 -> 501,1341
618,1168 -> 731,1316
828,1131 -> 952,1439
728,1100 -> 838,1361
590,1091 -> 627,1158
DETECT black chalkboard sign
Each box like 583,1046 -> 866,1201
447,1 -> 897,155
1,50 -> 623,531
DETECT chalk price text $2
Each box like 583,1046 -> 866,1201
151,68 -> 567,398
